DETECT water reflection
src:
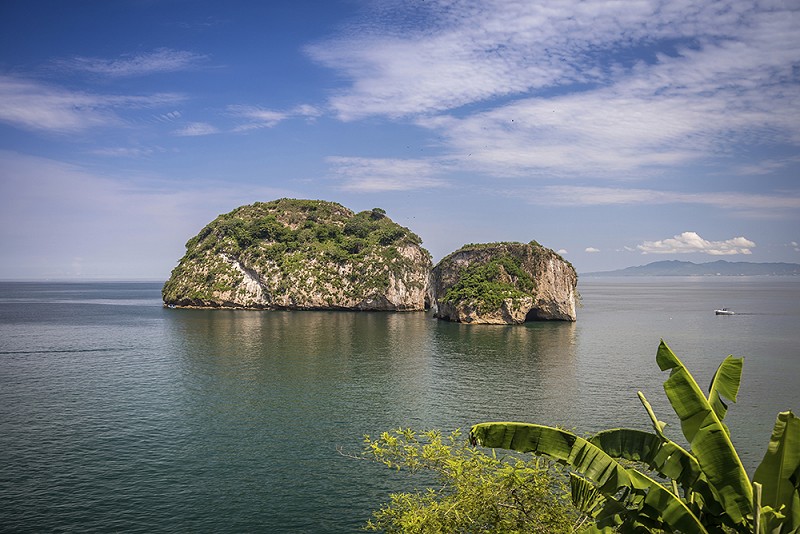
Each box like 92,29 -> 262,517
428,320 -> 578,428
162,309 -> 580,432
160,309 -> 455,531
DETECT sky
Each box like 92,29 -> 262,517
1,0 -> 798,280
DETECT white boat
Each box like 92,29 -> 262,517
715,308 -> 735,315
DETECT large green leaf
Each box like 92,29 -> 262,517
470,422 -> 631,492
589,427 -> 731,525
753,411 -> 800,531
634,392 -> 712,494
707,355 -> 744,428
570,473 -> 663,533
590,429 -> 699,488
589,428 -> 695,481
656,340 -> 753,526
570,472 -> 624,530
638,390 -> 669,440
470,422 -> 708,533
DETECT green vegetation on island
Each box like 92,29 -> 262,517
441,253 -> 535,313
162,199 -> 431,309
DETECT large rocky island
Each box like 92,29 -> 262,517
163,199 -> 578,323
430,242 -> 578,324
162,199 -> 431,310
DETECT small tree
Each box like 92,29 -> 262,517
362,428 -> 580,533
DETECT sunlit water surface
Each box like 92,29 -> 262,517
1,278 -> 798,532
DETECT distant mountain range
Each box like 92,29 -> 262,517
584,260 -> 800,277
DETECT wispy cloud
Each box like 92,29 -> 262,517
637,231 -> 755,255
585,247 -> 600,253
423,90 -> 720,177
174,122 -> 219,136
156,111 -> 182,122
515,186 -> 800,212
327,156 -> 449,192
229,104 -> 322,131
57,48 -> 208,77
0,74 -> 183,133
91,146 -> 167,158
734,156 -> 800,176
308,0 -> 800,177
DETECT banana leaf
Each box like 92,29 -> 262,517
638,390 -> 669,440
634,392 -> 711,492
753,411 -> 800,531
470,422 -> 708,533
707,355 -> 744,434
589,427 -> 733,527
570,472 -> 624,529
570,473 -> 660,533
589,428 -> 696,481
656,340 -> 753,526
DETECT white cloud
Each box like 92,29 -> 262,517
308,0 -> 637,119
308,0 -> 800,177
585,247 -> 600,253
514,185 -> 800,212
424,88 -> 742,177
0,74 -> 183,133
91,146 -> 166,158
292,104 -> 323,118
57,48 -> 207,77
734,156 -> 800,176
229,104 -> 322,131
557,249 -> 567,255
327,156 -> 449,192
174,122 -> 219,136
156,111 -> 182,122
637,231 -> 755,255
792,241 -> 800,252
229,106 -> 288,130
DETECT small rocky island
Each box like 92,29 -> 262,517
430,242 -> 578,324
163,199 -> 578,323
162,199 -> 432,310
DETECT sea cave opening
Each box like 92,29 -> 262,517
524,308 -> 545,322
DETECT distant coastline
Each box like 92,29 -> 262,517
583,259 -> 800,277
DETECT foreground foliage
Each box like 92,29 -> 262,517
471,340 -> 800,533
363,428 -> 580,533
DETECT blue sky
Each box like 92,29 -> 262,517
1,0 -> 798,279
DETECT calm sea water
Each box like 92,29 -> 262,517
1,277 -> 798,532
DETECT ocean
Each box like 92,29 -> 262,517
1,277 -> 798,532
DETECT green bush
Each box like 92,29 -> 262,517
344,215 -> 374,238
442,254 -> 535,312
362,429 -> 579,533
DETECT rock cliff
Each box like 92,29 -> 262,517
162,199 -> 432,311
430,242 -> 578,324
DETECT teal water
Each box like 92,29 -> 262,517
1,278 -> 798,532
